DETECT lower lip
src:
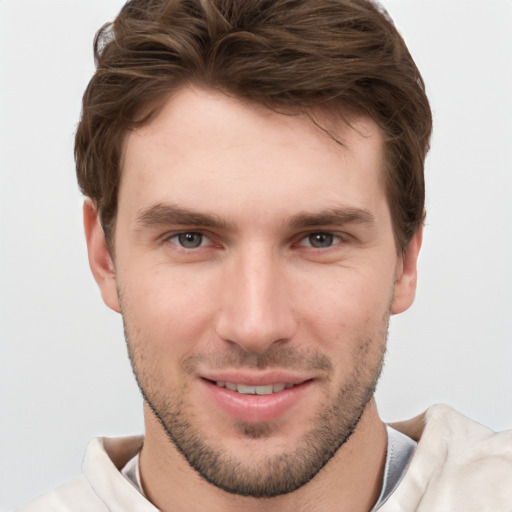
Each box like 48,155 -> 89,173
202,379 -> 312,423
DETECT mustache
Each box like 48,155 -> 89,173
182,345 -> 333,374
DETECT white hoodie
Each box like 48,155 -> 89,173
17,405 -> 512,511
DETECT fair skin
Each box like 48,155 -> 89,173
84,86 -> 421,512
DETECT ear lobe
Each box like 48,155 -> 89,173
83,199 -> 121,313
391,227 -> 423,315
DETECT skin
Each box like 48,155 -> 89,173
84,85 -> 422,512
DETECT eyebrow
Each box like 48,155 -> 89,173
135,203 -> 375,232
135,203 -> 235,231
287,207 -> 375,229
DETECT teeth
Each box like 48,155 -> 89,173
255,385 -> 274,395
238,384 -> 259,394
215,381 -> 293,395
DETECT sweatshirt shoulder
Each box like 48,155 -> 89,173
425,404 -> 512,460
16,476 -> 108,512
383,404 -> 512,511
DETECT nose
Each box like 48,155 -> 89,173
214,246 -> 298,353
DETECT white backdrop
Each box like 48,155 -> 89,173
1,0 -> 511,509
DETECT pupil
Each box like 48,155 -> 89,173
310,233 -> 333,247
179,232 -> 202,248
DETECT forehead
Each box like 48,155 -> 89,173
119,86 -> 387,223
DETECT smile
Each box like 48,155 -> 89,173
203,377 -> 313,422
215,382 -> 295,395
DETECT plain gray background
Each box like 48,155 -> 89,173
1,0 -> 511,509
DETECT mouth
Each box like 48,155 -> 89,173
201,376 -> 314,423
213,381 -> 297,395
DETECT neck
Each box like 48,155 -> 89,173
139,398 -> 387,512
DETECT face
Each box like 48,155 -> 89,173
86,86 -> 420,497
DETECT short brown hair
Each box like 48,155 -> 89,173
75,0 -> 432,252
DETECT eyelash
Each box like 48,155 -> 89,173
297,232 -> 345,249
165,231 -> 211,249
163,230 -> 348,251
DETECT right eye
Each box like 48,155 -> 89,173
297,231 -> 344,249
168,232 -> 209,249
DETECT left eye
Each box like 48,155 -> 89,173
170,232 -> 208,249
300,232 -> 341,248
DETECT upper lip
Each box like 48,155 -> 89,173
199,370 -> 312,387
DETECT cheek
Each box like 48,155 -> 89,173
295,266 -> 394,335
290,271 -> 392,378
118,264 -> 221,354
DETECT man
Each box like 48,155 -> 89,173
18,0 -> 512,510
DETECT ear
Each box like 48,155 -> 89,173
83,199 -> 121,313
391,227 -> 423,315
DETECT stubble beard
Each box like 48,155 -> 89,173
123,319 -> 387,498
